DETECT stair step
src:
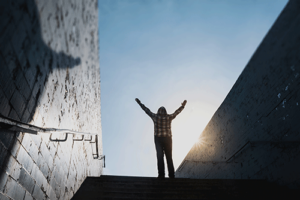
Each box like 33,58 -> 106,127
71,175 -> 295,200
73,191 -> 241,199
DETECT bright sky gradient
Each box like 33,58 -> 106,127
98,0 -> 288,177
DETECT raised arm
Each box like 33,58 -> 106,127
170,100 -> 187,119
135,98 -> 155,118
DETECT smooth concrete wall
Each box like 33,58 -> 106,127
0,0 -> 102,199
176,0 -> 300,189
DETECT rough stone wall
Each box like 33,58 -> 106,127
176,0 -> 300,189
0,0 -> 102,199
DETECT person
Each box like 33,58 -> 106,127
135,98 -> 187,179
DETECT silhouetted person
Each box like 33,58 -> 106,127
135,98 -> 187,179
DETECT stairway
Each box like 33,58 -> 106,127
71,175 -> 295,200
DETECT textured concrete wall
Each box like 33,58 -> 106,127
0,0 -> 102,199
176,0 -> 300,189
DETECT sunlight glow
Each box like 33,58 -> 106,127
172,101 -> 216,169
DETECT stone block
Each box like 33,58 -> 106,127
29,134 -> 41,150
25,43 -> 38,71
27,98 -> 36,118
0,143 -> 8,169
32,184 -> 46,200
0,5 -> 11,33
17,49 -> 28,71
15,71 -> 31,102
30,164 -> 48,193
49,172 -> 58,198
0,192 -> 10,200
16,146 -> 34,174
47,142 -> 57,159
21,108 -> 31,123
6,59 -> 21,85
22,9 -> 40,41
3,37 -> 19,73
46,185 -> 56,200
10,23 -> 28,56
24,67 -> 36,91
19,167 -> 35,193
7,111 -> 19,126
0,19 -> 16,52
4,155 -> 21,181
74,177 -> 80,193
39,141 -> 53,168
21,9 -> 32,34
16,132 -> 25,144
24,191 -> 34,200
60,183 -> 69,200
36,152 -> 50,179
4,176 -> 26,200
53,178 -> 61,199
9,90 -> 26,119
0,90 -> 11,117
10,139 -> 21,158
41,49 -> 52,70
31,84 -> 41,104
0,171 -> 8,193
22,134 -> 39,163
0,63 -> 15,101
0,129 -> 15,150
53,154 -> 61,170
26,0 -> 39,20
9,0 -> 27,23
53,165 -> 63,187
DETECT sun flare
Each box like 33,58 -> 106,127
172,101 -> 215,169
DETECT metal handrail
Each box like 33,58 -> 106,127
0,114 -> 105,167
177,140 -> 300,172
0,114 -> 98,136
226,141 -> 250,163
177,142 -> 252,172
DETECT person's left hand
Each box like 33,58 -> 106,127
135,98 -> 141,104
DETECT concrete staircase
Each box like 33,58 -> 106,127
71,175 -> 295,200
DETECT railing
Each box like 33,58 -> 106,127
177,140 -> 300,172
0,114 -> 105,167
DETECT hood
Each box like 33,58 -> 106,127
157,106 -> 167,115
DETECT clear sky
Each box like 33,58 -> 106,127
98,0 -> 288,177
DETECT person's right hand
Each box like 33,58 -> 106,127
135,98 -> 141,104
182,100 -> 187,107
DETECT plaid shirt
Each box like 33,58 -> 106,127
138,103 -> 185,137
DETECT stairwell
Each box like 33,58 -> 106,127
71,175 -> 295,200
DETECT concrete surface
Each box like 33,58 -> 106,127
176,0 -> 300,189
0,0 -> 102,199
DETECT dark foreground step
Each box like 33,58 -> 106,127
71,175 -> 297,200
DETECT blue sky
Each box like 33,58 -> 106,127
98,0 -> 288,177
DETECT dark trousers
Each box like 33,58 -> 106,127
154,136 -> 175,178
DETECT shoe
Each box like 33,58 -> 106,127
169,176 -> 175,179
157,176 -> 165,179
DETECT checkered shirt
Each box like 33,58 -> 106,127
138,103 -> 185,137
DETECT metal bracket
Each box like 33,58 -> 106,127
50,133 -> 68,142
97,155 -> 105,168
0,114 -> 105,166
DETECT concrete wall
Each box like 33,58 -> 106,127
176,0 -> 300,189
0,0 -> 102,199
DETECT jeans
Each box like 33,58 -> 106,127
154,136 -> 175,178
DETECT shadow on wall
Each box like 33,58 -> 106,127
0,0 -> 80,173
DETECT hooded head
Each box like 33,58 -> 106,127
157,106 -> 167,116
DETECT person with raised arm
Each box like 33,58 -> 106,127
135,98 -> 187,179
